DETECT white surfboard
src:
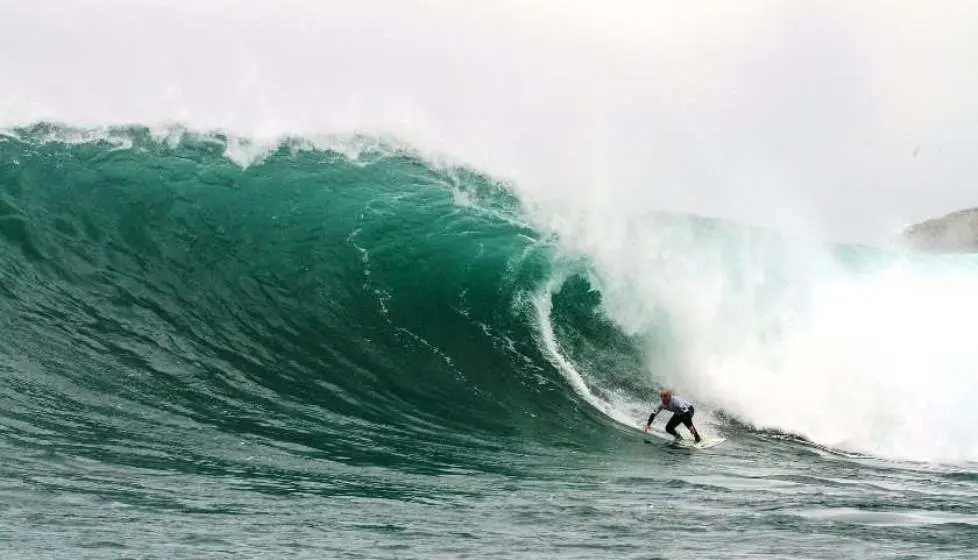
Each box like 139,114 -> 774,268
637,426 -> 726,449
670,436 -> 726,450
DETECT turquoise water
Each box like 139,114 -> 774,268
1,125 -> 977,559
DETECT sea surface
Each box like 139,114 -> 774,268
1,126 -> 977,559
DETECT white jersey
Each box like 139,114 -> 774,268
651,395 -> 693,415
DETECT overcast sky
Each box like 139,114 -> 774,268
2,0 -> 977,244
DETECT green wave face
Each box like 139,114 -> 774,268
0,125 -> 647,478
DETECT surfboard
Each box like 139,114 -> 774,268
638,426 -> 726,449
670,436 -> 726,450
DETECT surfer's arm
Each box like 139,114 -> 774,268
644,406 -> 661,431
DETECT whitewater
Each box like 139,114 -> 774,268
3,1 -> 978,558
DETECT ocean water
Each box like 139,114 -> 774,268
1,126 -> 977,559
6,2 -> 978,557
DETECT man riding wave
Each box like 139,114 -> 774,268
644,388 -> 702,443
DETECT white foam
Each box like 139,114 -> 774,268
537,209 -> 978,462
530,273 -> 642,429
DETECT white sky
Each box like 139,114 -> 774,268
2,0 -> 978,243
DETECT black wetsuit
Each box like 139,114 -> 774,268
647,395 -> 697,440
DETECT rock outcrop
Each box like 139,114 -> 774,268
902,208 -> 978,252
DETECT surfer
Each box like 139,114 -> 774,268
644,388 -> 702,443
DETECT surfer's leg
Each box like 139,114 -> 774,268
683,407 -> 701,443
664,414 -> 683,440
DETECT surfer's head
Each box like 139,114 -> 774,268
658,388 -> 672,403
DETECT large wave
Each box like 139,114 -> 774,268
3,125 -> 978,467
0,126 -> 637,476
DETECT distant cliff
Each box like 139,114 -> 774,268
902,209 -> 978,252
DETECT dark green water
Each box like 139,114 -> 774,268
1,125 -> 976,559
